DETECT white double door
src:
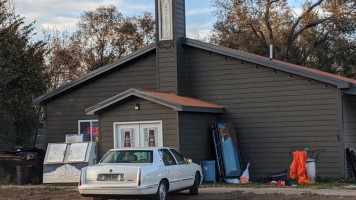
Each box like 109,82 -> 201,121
114,121 -> 163,148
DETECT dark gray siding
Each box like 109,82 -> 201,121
45,52 -> 157,144
98,97 -> 178,158
342,94 -> 356,177
155,0 -> 185,94
156,42 -> 178,93
343,94 -> 356,149
184,46 -> 341,178
174,0 -> 186,39
175,0 -> 186,95
34,124 -> 46,150
177,43 -> 187,96
178,112 -> 217,163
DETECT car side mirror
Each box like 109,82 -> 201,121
187,159 -> 192,164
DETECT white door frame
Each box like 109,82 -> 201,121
113,120 -> 163,148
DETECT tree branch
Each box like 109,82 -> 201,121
285,0 -> 325,58
328,46 -> 356,61
250,22 -> 269,49
288,0 -> 324,42
265,0 -> 274,44
291,17 -> 330,44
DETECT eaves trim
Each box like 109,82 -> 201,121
343,85 -> 356,95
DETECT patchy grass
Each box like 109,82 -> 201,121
201,177 -> 356,189
201,181 -> 269,188
26,186 -> 69,192
0,167 -> 17,185
40,182 -> 78,187
296,177 -> 356,189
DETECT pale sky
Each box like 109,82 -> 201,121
14,0 -> 217,41
14,0 -> 303,42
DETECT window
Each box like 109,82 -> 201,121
100,150 -> 153,163
78,120 -> 99,142
169,149 -> 186,164
158,149 -> 177,166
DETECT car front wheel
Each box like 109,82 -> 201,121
189,172 -> 200,195
154,180 -> 167,200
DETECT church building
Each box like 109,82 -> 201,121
34,0 -> 356,178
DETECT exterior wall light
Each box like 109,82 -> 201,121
135,103 -> 140,110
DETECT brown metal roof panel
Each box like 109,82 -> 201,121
140,90 -> 223,109
85,88 -> 224,115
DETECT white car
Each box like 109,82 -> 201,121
78,147 -> 203,200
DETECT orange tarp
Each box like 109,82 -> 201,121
290,151 -> 310,185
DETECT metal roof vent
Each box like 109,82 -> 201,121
269,44 -> 273,60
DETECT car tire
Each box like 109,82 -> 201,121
189,172 -> 200,195
153,180 -> 167,200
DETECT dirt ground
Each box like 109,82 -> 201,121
1,186 -> 356,200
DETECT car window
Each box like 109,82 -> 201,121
169,149 -> 186,164
158,149 -> 177,166
100,150 -> 153,163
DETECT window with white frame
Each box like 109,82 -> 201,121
78,120 -> 99,142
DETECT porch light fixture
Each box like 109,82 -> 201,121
135,103 -> 140,110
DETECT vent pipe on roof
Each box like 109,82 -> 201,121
269,44 -> 273,60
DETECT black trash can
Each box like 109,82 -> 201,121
16,165 -> 31,185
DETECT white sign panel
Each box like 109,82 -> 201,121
67,143 -> 89,162
159,0 -> 173,40
47,143 -> 67,163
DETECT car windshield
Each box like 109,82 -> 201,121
100,150 -> 153,163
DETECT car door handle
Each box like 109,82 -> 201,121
181,169 -> 185,172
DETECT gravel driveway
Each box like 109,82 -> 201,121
2,185 -> 356,200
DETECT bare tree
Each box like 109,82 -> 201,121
44,5 -> 155,90
43,30 -> 84,91
74,6 -> 155,71
211,0 -> 356,77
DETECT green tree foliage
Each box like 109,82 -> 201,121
0,0 -> 47,148
44,6 -> 155,90
211,0 -> 356,78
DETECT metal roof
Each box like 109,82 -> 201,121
85,88 -> 224,115
182,38 -> 355,89
33,44 -> 156,105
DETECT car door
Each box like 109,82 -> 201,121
158,149 -> 182,191
169,149 -> 195,188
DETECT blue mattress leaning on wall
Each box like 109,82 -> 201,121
217,122 -> 242,178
